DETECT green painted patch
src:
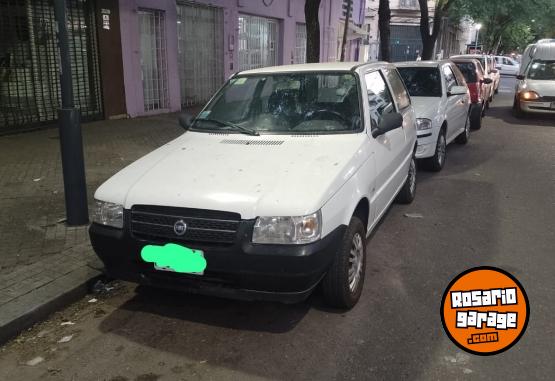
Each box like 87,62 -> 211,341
141,243 -> 206,274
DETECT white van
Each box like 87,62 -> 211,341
513,43 -> 555,117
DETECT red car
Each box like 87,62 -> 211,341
451,58 -> 493,130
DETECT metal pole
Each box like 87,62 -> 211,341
475,29 -> 479,53
54,0 -> 89,226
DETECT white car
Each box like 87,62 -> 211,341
396,61 -> 471,171
513,43 -> 555,117
494,56 -> 520,76
89,62 -> 417,309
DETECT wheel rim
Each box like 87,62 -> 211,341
409,157 -> 416,195
348,233 -> 364,293
437,135 -> 446,166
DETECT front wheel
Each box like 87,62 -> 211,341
395,155 -> 416,204
513,97 -> 525,118
455,111 -> 470,145
322,217 -> 366,309
423,131 -> 446,172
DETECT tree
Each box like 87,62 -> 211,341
340,0 -> 353,61
305,0 -> 322,63
418,0 -> 453,60
378,0 -> 391,61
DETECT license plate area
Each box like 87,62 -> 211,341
141,243 -> 206,275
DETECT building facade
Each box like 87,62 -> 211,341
1,0 -> 367,131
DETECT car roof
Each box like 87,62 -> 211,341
237,62 -> 391,75
530,42 -> 555,60
395,60 -> 450,68
451,54 -> 487,60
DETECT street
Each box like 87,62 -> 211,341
0,77 -> 553,380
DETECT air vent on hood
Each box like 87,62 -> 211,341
291,134 -> 320,137
208,132 -> 229,136
220,139 -> 284,146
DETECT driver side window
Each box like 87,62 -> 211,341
364,70 -> 395,129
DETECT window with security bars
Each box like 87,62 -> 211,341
176,2 -> 224,107
138,8 -> 169,112
238,14 -> 279,72
0,0 -> 102,131
294,23 -> 307,64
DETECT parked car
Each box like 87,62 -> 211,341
494,56 -> 520,76
488,55 -> 501,94
89,62 -> 418,309
520,40 -> 555,75
513,43 -> 555,117
451,54 -> 496,103
451,57 -> 493,129
396,60 -> 471,172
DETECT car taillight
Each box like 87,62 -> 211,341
467,83 -> 479,103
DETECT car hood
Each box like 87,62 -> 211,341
523,79 -> 555,97
94,131 -> 370,219
410,97 -> 444,121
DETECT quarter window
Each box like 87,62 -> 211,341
442,65 -> 457,91
383,69 -> 411,110
364,71 -> 395,129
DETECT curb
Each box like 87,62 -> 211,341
0,266 -> 102,345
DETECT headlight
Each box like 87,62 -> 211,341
252,211 -> 321,244
92,200 -> 123,228
416,118 -> 432,131
520,91 -> 540,100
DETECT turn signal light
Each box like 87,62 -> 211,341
520,91 -> 540,101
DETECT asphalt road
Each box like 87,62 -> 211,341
1,77 -> 554,381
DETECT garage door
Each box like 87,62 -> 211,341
176,2 -> 224,107
238,14 -> 279,72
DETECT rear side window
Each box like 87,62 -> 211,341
454,62 -> 477,83
364,70 -> 395,129
442,65 -> 457,91
382,69 -> 411,110
451,64 -> 467,86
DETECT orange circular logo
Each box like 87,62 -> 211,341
441,267 -> 529,356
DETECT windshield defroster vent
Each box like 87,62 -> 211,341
220,139 -> 284,146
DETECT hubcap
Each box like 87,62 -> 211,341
348,233 -> 364,293
409,158 -> 416,195
465,115 -> 470,137
437,135 -> 446,165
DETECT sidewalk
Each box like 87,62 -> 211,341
0,113 -> 183,343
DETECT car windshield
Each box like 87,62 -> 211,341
527,60 -> 555,80
397,67 -> 442,97
191,72 -> 362,134
454,62 -> 477,83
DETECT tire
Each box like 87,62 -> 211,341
322,216 -> 366,309
485,100 -> 490,111
456,111 -> 471,145
470,105 -> 482,130
423,130 -> 446,172
513,97 -> 525,118
395,155 -> 416,204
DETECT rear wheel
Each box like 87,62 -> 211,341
470,104 -> 482,130
395,155 -> 416,204
424,131 -> 446,171
322,217 -> 366,309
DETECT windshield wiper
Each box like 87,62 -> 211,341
194,118 -> 259,136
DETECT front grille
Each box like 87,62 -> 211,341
130,205 -> 241,245
538,96 -> 555,102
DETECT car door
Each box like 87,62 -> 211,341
364,69 -> 406,220
442,64 -> 467,141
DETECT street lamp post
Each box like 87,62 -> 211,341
474,23 -> 482,53
53,0 -> 89,226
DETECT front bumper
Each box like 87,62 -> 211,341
519,99 -> 555,114
89,217 -> 346,303
415,130 -> 436,159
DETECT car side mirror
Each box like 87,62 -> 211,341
481,78 -> 493,84
516,74 -> 525,80
178,113 -> 194,130
447,85 -> 467,96
372,112 -> 403,138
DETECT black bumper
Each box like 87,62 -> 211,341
89,220 -> 346,303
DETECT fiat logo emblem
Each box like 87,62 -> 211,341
173,220 -> 187,236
